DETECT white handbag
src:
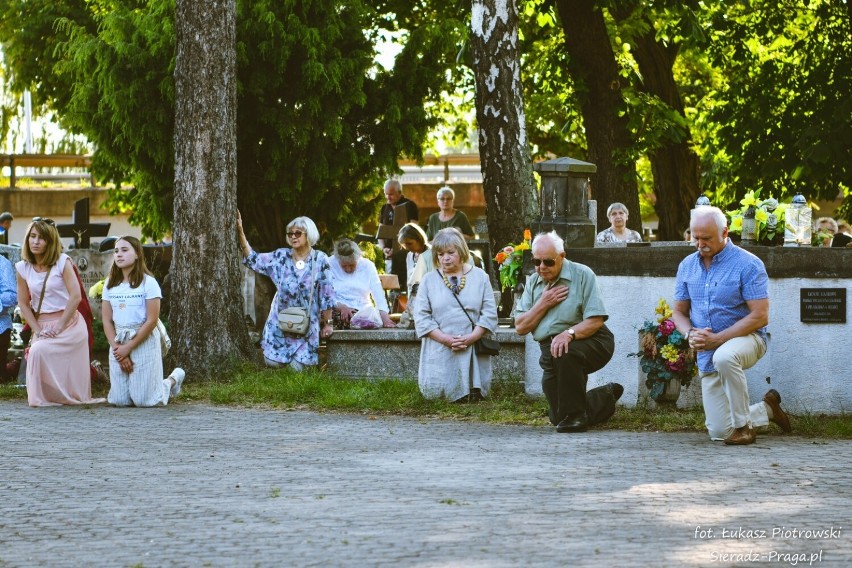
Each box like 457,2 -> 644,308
157,319 -> 171,357
277,307 -> 309,335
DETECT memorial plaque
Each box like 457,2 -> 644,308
800,288 -> 846,323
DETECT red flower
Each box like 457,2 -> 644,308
658,319 -> 676,337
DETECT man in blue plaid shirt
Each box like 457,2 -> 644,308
672,207 -> 792,445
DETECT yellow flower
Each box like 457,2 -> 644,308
730,217 -> 742,231
515,242 -> 530,251
755,208 -> 768,224
660,344 -> 680,362
655,298 -> 672,322
740,190 -> 757,207
88,279 -> 105,300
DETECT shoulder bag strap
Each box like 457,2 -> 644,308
438,270 -> 477,332
305,250 -> 320,314
33,266 -> 51,319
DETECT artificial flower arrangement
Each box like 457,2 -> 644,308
630,298 -> 697,400
725,190 -> 788,245
494,229 -> 531,291
88,279 -> 105,300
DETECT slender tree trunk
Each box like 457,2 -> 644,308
614,6 -> 701,240
171,0 -> 256,377
470,0 -> 538,255
554,0 -> 640,233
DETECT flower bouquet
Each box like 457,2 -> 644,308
726,190 -> 788,246
88,279 -> 105,300
630,299 -> 697,400
494,229 -> 531,291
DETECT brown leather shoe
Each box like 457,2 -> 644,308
724,426 -> 756,445
763,389 -> 792,433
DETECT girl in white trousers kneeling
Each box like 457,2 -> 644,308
102,236 -> 184,406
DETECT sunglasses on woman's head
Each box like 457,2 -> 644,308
287,231 -> 304,238
32,217 -> 56,226
532,257 -> 557,267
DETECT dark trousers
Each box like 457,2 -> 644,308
0,329 -> 10,381
539,325 -> 615,425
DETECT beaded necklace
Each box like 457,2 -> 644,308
441,272 -> 466,295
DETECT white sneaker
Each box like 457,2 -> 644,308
168,368 -> 186,397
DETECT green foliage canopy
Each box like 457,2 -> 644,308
0,0 -> 462,247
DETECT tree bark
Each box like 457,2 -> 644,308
171,0 -> 257,377
469,0 -> 538,256
613,5 -> 701,241
554,0 -> 641,233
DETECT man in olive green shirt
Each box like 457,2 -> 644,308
515,231 -> 618,433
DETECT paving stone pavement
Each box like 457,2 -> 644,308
1,401 -> 850,568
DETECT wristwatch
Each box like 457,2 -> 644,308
566,328 -> 576,340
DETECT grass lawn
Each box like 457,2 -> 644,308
5,365 -> 848,438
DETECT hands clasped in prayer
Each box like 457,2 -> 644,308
112,342 -> 134,374
688,327 -> 720,352
35,324 -> 60,339
448,333 -> 473,351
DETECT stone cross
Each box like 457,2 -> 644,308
56,198 -> 111,249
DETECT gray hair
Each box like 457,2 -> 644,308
814,217 -> 838,233
531,231 -> 565,254
384,179 -> 402,194
436,186 -> 455,200
286,216 -> 321,245
690,207 -> 728,239
431,227 -> 470,267
333,238 -> 361,263
606,202 -> 629,217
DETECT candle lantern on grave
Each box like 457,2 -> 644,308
690,195 -> 712,221
740,204 -> 757,244
784,193 -> 812,247
530,157 -> 596,248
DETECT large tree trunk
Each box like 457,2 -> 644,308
613,5 -> 701,241
555,0 -> 640,233
171,0 -> 256,377
470,0 -> 538,256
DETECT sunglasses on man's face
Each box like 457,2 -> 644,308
286,231 -> 304,239
532,257 -> 557,267
32,217 -> 56,226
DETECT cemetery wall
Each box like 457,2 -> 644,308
531,245 -> 852,413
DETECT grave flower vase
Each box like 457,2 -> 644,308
653,379 -> 681,405
498,288 -> 514,319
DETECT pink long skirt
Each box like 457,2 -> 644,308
26,311 -> 105,407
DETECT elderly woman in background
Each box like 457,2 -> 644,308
16,218 -> 105,406
595,202 -> 643,244
426,186 -> 475,240
237,213 -> 335,370
413,228 -> 497,402
813,217 -> 838,247
329,238 -> 395,328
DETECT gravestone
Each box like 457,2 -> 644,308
531,157 -> 597,248
68,249 -> 113,321
375,203 -> 410,255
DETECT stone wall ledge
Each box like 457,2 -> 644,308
329,328 -> 525,343
574,244 -> 852,278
